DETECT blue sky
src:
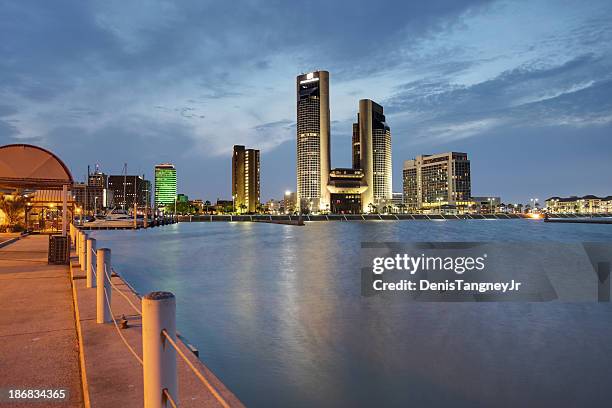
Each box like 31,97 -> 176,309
1,0 -> 611,203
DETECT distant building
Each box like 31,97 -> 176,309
155,163 -> 177,207
327,168 -> 367,214
283,191 -> 297,214
177,193 -> 189,203
72,183 -> 113,214
353,99 -> 392,210
108,174 -> 151,210
215,199 -> 233,214
296,70 -> 331,213
190,199 -> 204,211
471,196 -> 501,213
232,145 -> 260,213
88,169 -> 107,188
72,168 -> 113,214
265,199 -> 283,214
391,192 -> 403,212
546,195 -> 612,214
403,152 -> 471,212
295,71 -> 393,214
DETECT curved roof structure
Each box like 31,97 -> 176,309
0,144 -> 73,189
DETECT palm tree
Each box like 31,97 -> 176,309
0,194 -> 26,228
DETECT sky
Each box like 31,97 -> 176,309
1,0 -> 611,204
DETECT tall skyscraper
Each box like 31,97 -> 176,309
403,152 -> 471,211
232,145 -> 260,213
296,70 -> 330,212
353,99 -> 392,211
154,163 -> 177,207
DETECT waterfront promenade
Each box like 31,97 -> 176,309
0,235 -> 83,407
0,234 -> 243,407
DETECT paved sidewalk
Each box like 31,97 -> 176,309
0,235 -> 83,407
71,248 -> 244,407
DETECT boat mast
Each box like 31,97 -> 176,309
123,163 -> 127,211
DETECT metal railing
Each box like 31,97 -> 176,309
74,225 -> 233,407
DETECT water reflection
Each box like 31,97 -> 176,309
91,221 -> 612,408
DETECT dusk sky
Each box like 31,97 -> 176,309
1,0 -> 611,203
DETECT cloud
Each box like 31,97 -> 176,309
386,53 -> 612,146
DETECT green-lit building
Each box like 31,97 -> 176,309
154,163 -> 177,207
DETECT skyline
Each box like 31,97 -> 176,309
1,1 -> 611,203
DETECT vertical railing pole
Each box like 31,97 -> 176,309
143,291 -> 177,408
80,232 -> 88,272
69,224 -> 74,248
86,238 -> 96,288
96,248 -> 111,324
77,231 -> 83,267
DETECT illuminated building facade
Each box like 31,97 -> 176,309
296,70 -> 330,212
353,99 -> 392,211
295,72 -> 393,214
232,145 -> 260,213
283,191 -> 297,214
154,163 -> 177,207
327,168 -> 367,214
546,195 -> 612,214
403,152 -> 471,212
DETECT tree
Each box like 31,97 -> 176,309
239,203 -> 247,214
204,200 -> 211,214
368,203 -> 377,214
0,194 -> 26,227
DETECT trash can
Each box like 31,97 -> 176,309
48,235 -> 70,264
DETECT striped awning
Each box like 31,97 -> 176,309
29,189 -> 76,203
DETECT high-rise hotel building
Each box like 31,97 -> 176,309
154,163 -> 177,207
232,145 -> 260,213
353,99 -> 392,210
296,71 -> 331,212
403,152 -> 471,211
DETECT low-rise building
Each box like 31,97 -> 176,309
471,196 -> 502,214
546,195 -> 612,214
283,191 -> 297,214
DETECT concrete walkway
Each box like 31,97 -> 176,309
71,240 -> 244,407
0,235 -> 83,407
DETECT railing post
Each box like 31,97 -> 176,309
86,238 -> 96,288
77,231 -> 83,267
96,248 -> 111,324
143,291 -> 177,408
80,232 -> 88,272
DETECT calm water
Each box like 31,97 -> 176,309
92,220 -> 612,408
